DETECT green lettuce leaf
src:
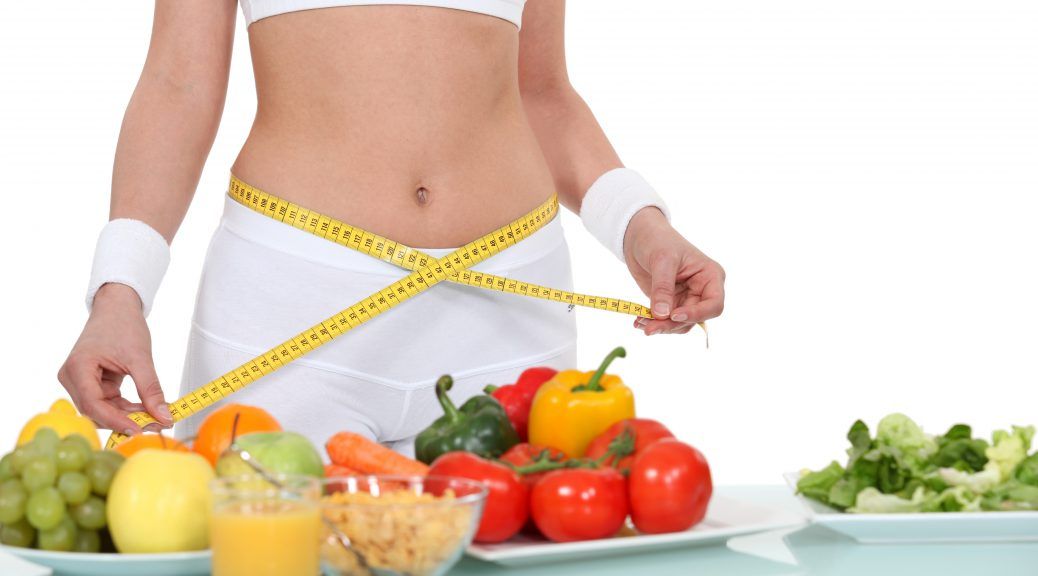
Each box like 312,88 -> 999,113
801,415 -> 1038,515
796,461 -> 844,505
1015,453 -> 1038,486
920,486 -> 982,512
987,425 -> 1035,481
874,449 -> 912,493
849,486 -> 928,513
846,419 -> 872,467
829,475 -> 872,510
937,464 -> 1001,494
982,480 -> 1038,511
875,413 -> 938,474
941,424 -> 973,441
933,424 -> 989,472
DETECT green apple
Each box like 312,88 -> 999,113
216,431 -> 324,479
106,449 -> 213,553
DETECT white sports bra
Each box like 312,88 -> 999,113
240,0 -> 526,28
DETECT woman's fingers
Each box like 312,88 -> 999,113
634,316 -> 686,335
57,353 -> 99,420
56,363 -> 83,412
111,397 -> 146,413
635,276 -> 718,336
648,252 -> 679,320
90,401 -> 145,438
671,265 -> 725,324
633,320 -> 699,335
60,356 -> 141,434
633,315 -> 669,334
128,355 -> 173,427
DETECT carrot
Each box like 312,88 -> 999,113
324,463 -> 361,477
326,432 -> 429,476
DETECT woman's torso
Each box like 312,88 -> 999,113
230,5 -> 555,248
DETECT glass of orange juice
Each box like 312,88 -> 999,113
210,474 -> 322,576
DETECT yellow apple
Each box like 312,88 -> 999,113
107,448 -> 214,553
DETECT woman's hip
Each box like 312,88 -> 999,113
186,194 -> 578,388
176,331 -> 576,452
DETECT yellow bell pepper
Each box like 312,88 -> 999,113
528,347 -> 635,458
18,399 -> 101,450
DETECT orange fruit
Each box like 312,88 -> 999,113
114,433 -> 191,458
193,404 -> 281,466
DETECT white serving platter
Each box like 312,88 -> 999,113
784,471 -> 1038,544
0,546 -> 210,576
467,494 -> 805,567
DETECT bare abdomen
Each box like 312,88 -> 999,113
230,5 -> 555,247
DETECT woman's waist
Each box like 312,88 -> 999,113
232,120 -> 555,247
195,192 -> 575,366
216,182 -> 566,276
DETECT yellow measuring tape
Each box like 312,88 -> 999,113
105,175 -> 661,448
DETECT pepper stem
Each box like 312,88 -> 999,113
483,384 -> 500,394
436,375 -> 462,423
575,346 -> 626,392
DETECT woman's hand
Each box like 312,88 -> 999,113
623,208 -> 726,335
57,284 -> 173,435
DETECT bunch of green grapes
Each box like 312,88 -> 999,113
0,427 -> 124,552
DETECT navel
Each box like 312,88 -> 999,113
415,186 -> 431,207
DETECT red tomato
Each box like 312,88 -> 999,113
499,443 -> 568,488
429,452 -> 529,543
531,468 -> 629,542
628,438 -> 712,534
585,418 -> 675,472
498,443 -> 567,537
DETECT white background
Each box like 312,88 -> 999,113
1,1 -> 1036,484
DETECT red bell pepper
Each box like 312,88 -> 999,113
484,367 -> 557,441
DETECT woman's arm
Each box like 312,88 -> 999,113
59,0 -> 237,433
518,1 -> 619,213
112,0 -> 237,239
519,0 -> 725,335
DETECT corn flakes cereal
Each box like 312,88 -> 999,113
321,488 -> 475,576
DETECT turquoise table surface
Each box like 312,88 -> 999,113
451,486 -> 1038,576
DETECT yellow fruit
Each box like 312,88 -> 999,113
17,399 -> 100,450
106,449 -> 214,553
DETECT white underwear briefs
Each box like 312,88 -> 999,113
174,195 -> 578,457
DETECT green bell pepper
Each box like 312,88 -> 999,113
415,375 -> 520,464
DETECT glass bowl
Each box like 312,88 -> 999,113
320,475 -> 487,576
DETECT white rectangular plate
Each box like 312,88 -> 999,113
466,495 -> 805,567
784,472 -> 1038,544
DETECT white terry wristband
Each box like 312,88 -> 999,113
85,219 -> 171,317
579,167 -> 671,263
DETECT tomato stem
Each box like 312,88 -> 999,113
513,458 -> 594,475
510,448 -> 604,475
599,425 -> 636,466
